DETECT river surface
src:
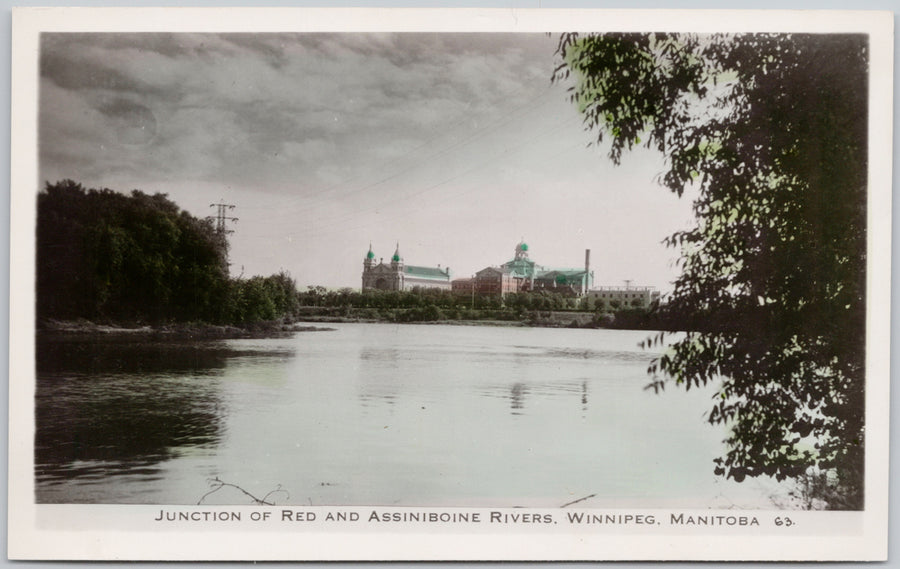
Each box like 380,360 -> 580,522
35,323 -> 788,507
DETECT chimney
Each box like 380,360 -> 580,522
584,249 -> 591,294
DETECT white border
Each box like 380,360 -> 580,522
8,7 -> 893,561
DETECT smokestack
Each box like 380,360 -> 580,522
584,249 -> 591,294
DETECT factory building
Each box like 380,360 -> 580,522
452,241 -> 593,297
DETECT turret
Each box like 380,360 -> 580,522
364,243 -> 375,269
514,240 -> 529,261
391,242 -> 403,269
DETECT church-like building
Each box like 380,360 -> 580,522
361,243 -> 452,291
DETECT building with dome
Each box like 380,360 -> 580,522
361,243 -> 452,291
451,241 -> 594,297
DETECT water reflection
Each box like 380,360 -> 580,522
474,379 -> 593,417
509,382 -> 528,415
35,372 -> 223,485
35,336 -> 295,502
37,336 -> 293,374
514,346 -> 654,363
32,325 -> 782,508
359,347 -> 402,364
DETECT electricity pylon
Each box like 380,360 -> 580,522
208,200 -> 238,235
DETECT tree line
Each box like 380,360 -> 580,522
36,181 -> 657,330
37,180 -> 298,326
297,286 -> 663,328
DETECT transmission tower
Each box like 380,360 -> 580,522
208,200 -> 238,235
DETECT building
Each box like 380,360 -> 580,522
361,240 -> 658,302
454,241 -> 593,297
586,281 -> 661,308
361,243 -> 452,291
450,277 -> 475,294
474,266 -> 522,296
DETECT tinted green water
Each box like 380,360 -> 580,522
35,323 -> 787,507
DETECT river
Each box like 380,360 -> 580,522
35,322 -> 789,507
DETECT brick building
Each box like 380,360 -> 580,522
454,241 -> 593,297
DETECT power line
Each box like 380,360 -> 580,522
281,115 -> 584,238
241,114 -> 585,242
240,99 -> 580,239
238,86 -> 561,219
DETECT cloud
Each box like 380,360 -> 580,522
40,32 -> 556,194
95,98 -> 158,145
36,32 -> 691,289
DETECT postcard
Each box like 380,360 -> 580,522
8,6 -> 892,561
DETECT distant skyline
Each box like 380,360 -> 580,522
39,32 -> 696,291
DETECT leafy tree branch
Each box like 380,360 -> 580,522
554,33 -> 867,508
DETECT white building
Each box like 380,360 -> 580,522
586,281 -> 661,308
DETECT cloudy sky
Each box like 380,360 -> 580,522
39,32 -> 695,290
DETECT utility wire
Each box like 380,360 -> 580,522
241,113 -> 584,242
238,86 -> 561,218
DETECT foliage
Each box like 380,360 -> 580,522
38,180 -> 229,323
299,287 -> 589,314
37,180 -> 299,326
786,468 -> 862,511
554,33 -> 867,507
295,287 -> 654,328
225,272 -> 300,325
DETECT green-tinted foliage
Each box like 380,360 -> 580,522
296,287 -> 582,314
555,33 -> 866,508
295,287 -> 650,328
225,272 -> 300,325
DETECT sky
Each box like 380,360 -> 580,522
39,32 -> 696,291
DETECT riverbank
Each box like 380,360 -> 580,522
295,315 -> 529,327
38,319 -> 335,340
37,305 -> 663,339
293,306 -> 657,330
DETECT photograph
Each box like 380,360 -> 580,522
9,7 -> 892,561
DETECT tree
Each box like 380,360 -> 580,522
37,181 -> 229,323
554,33 -> 867,508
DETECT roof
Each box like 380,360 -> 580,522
535,269 -> 589,283
476,266 -> 506,277
502,258 -> 538,278
404,265 -> 450,280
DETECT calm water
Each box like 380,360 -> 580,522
36,323 -> 787,507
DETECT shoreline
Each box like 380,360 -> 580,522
294,316 -> 528,327
37,319 -> 336,340
38,309 -> 664,340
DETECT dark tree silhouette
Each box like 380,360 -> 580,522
38,180 -> 230,323
37,180 -> 299,326
554,33 -> 867,508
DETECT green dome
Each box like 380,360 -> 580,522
521,243 -> 528,251
392,253 -> 400,262
367,250 -> 375,259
